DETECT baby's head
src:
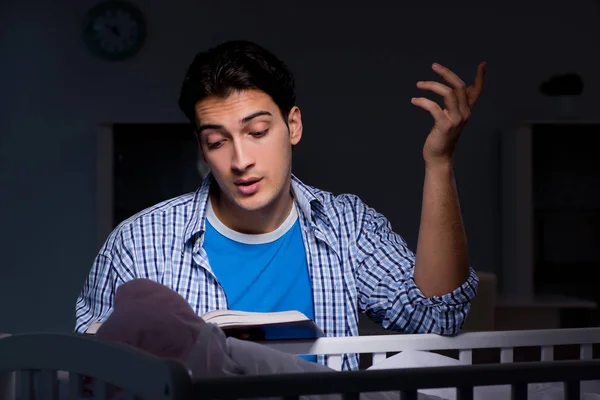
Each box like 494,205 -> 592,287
95,278 -> 205,362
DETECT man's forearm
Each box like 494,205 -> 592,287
413,162 -> 470,297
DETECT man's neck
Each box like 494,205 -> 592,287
209,187 -> 294,235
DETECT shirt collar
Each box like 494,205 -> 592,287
182,173 -> 213,244
182,173 -> 328,245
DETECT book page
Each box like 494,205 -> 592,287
201,310 -> 309,326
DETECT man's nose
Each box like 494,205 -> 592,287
231,141 -> 255,172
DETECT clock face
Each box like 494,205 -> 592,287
83,1 -> 146,61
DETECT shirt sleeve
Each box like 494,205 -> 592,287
74,228 -> 137,334
353,201 -> 479,336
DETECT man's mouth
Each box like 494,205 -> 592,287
234,177 -> 263,195
234,177 -> 262,186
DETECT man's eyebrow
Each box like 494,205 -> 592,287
196,123 -> 226,135
240,110 -> 272,124
196,110 -> 272,135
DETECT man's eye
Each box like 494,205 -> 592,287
250,129 -> 268,138
207,140 -> 224,149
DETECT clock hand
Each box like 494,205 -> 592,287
109,25 -> 120,38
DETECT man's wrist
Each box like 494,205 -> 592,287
424,157 -> 454,175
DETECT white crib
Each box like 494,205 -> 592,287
262,326 -> 600,370
1,327 -> 600,400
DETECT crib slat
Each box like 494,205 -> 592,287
40,369 -> 58,400
459,349 -> 472,364
93,379 -> 108,400
20,370 -> 33,400
500,348 -> 514,363
0,372 -> 15,400
564,381 -> 580,399
372,352 -> 387,366
511,383 -> 527,400
120,391 -> 136,400
342,392 -> 359,400
68,372 -> 82,400
456,386 -> 473,400
327,355 -> 343,371
541,346 -> 554,361
580,344 -> 593,360
399,390 -> 418,400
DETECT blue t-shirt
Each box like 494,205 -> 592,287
204,200 -> 317,361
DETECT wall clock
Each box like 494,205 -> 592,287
83,1 -> 146,61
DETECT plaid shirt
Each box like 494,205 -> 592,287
75,174 -> 478,371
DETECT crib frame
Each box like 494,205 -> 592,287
260,326 -> 600,370
192,359 -> 600,400
1,327 -> 600,400
0,333 -> 191,400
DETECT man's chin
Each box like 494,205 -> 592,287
232,195 -> 271,213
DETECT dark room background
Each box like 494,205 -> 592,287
1,0 -> 599,333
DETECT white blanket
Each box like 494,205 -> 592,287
367,350 -> 600,400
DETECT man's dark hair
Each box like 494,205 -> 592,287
178,40 -> 296,127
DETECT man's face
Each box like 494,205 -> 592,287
194,89 -> 302,213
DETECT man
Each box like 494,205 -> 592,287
75,40 -> 483,371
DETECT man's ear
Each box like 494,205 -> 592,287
287,106 -> 303,146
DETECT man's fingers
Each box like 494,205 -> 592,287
416,81 -> 462,122
411,97 -> 446,121
467,61 -> 486,108
431,63 -> 470,117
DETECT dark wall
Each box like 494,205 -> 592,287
1,0 -> 599,333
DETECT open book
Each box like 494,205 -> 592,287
201,309 -> 324,340
85,309 -> 324,340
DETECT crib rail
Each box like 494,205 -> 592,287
261,327 -> 600,369
0,333 -> 192,400
193,359 -> 600,400
2,330 -> 600,400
